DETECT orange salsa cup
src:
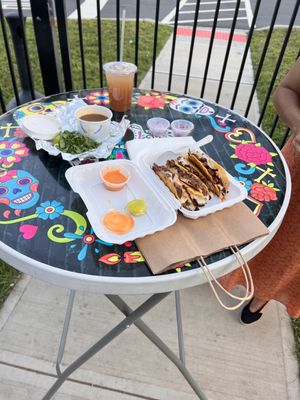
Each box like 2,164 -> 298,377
100,165 -> 130,191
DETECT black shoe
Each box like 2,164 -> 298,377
240,299 -> 268,325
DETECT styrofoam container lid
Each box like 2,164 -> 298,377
20,115 -> 61,140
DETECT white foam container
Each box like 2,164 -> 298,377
65,160 -> 177,244
134,147 -> 248,219
66,142 -> 248,243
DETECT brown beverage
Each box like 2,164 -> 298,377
79,113 -> 107,122
103,62 -> 137,112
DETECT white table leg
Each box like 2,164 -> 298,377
56,289 -> 76,376
43,292 -> 171,399
175,290 -> 185,364
107,294 -> 207,400
44,291 -> 208,400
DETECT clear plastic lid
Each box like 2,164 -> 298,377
103,61 -> 137,75
22,115 -> 61,134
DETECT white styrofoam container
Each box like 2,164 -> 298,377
65,160 -> 177,244
135,147 -> 248,219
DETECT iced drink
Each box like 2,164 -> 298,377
103,62 -> 137,112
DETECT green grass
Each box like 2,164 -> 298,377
0,261 -> 20,307
0,19 -> 172,305
0,19 -> 172,104
251,28 -> 300,366
250,28 -> 300,145
292,318 -> 300,368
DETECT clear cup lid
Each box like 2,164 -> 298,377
103,61 -> 137,75
171,119 -> 194,131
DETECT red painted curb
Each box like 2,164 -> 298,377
177,27 -> 247,43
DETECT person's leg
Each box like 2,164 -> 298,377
249,297 -> 268,312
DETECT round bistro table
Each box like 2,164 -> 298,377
0,89 -> 291,399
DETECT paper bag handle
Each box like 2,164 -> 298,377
197,245 -> 254,311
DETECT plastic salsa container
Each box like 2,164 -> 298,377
100,165 -> 130,191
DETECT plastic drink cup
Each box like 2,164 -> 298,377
103,62 -> 137,112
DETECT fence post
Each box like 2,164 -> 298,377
30,0 -> 62,95
54,0 -> 73,92
6,13 -> 43,109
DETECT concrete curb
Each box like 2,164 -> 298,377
277,303 -> 300,399
0,274 -> 31,332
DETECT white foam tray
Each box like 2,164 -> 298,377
65,160 -> 177,244
135,147 -> 248,219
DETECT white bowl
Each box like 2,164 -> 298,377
19,115 -> 61,140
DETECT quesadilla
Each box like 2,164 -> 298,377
152,150 -> 229,211
188,151 -> 229,200
152,164 -> 200,210
173,156 -> 216,196
166,160 -> 210,206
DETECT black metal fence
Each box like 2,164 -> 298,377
0,0 -> 299,147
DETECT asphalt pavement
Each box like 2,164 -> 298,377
99,0 -> 300,29
2,0 -> 300,29
250,0 -> 300,28
99,0 -> 176,22
1,0 -> 82,17
161,0 -> 250,30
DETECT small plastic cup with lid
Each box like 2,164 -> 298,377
171,119 -> 194,137
100,165 -> 130,191
19,114 -> 61,140
147,117 -> 170,137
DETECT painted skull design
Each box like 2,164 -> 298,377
170,98 -> 204,114
0,170 -> 39,210
169,98 -> 215,116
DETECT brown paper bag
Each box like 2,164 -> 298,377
136,202 -> 269,275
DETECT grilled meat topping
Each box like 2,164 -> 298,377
152,150 -> 228,210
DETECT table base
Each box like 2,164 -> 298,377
42,290 -> 208,400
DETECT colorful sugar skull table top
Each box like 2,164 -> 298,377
0,90 -> 290,294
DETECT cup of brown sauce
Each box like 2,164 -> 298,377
75,105 -> 113,143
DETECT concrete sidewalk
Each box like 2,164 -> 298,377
140,28 -> 260,122
0,275 -> 299,399
0,28 -> 299,400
